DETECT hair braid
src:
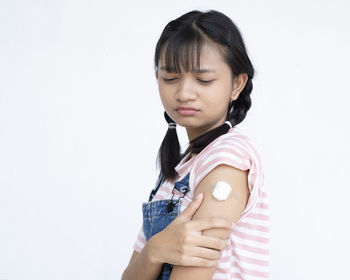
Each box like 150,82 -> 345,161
229,77 -> 252,126
156,112 -> 181,179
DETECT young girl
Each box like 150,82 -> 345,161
122,9 -> 270,280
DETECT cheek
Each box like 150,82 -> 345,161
158,92 -> 167,108
207,83 -> 231,103
203,86 -> 229,105
158,83 -> 171,97
158,89 -> 172,110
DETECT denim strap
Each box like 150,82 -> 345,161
148,171 -> 165,202
148,171 -> 191,204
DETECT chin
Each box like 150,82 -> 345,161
178,120 -> 202,129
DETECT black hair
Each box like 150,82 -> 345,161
154,9 -> 255,181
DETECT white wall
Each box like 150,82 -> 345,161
1,0 -> 349,279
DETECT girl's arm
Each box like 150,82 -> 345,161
122,188 -> 235,280
121,243 -> 163,280
169,164 -> 249,280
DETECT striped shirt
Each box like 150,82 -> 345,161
133,126 -> 270,279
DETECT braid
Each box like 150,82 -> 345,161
156,112 -> 180,179
229,77 -> 252,126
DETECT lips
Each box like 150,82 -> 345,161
175,106 -> 199,116
176,106 -> 199,111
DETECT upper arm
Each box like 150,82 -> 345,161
169,164 -> 249,280
128,250 -> 139,265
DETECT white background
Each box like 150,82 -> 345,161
1,0 -> 349,279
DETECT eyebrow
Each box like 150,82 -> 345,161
159,66 -> 216,73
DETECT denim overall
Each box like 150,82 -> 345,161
142,171 -> 191,280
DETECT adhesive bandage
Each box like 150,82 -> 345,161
212,181 -> 232,201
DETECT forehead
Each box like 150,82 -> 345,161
158,42 -> 226,73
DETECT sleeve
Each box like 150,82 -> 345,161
132,224 -> 147,253
189,134 -> 264,220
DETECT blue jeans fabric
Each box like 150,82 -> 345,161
142,172 -> 190,280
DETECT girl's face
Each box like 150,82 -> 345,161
156,43 -> 247,142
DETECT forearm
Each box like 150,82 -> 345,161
122,243 -> 163,280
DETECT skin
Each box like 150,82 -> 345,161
123,43 -> 250,280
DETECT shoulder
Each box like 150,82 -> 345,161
189,127 -> 263,195
198,127 -> 261,164
212,127 -> 261,160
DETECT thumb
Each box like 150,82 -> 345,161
178,193 -> 203,220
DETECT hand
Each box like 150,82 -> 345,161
145,193 -> 235,267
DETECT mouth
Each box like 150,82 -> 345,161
175,108 -> 199,116
175,106 -> 199,111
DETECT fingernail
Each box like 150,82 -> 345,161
196,193 -> 203,200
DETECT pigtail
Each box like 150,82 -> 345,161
156,111 -> 181,180
230,78 -> 252,126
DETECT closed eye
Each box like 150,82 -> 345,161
162,78 -> 177,82
161,78 -> 214,84
198,79 -> 213,84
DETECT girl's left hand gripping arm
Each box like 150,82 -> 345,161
169,164 -> 250,280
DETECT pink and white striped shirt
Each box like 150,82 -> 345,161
133,126 -> 270,279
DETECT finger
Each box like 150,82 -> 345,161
190,217 -> 234,231
194,235 -> 228,251
189,245 -> 222,260
177,193 -> 203,220
181,256 -> 218,268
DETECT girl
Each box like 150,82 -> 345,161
122,9 -> 270,280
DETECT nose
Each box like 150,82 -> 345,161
175,78 -> 196,102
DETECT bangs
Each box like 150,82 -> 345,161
159,25 -> 209,73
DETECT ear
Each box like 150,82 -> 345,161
155,71 -> 158,80
231,73 -> 248,101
